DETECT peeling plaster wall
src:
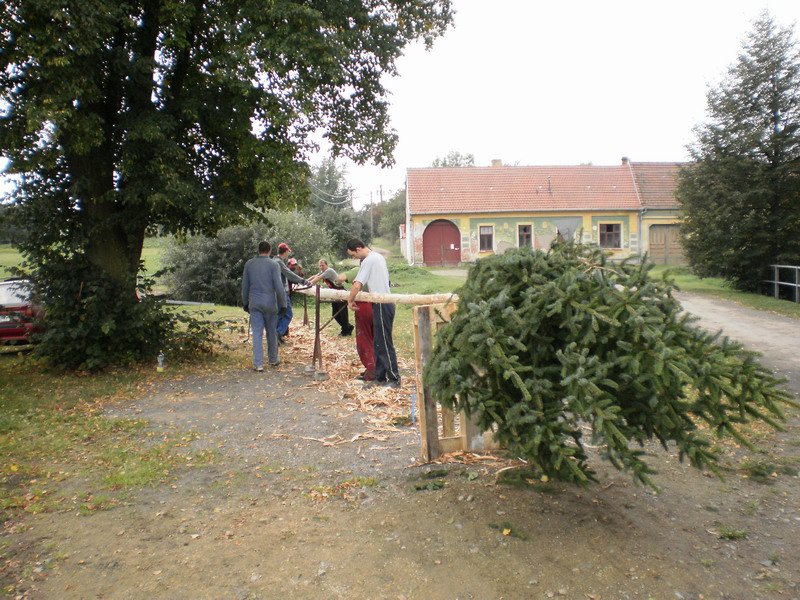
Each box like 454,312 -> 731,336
410,212 -> 641,264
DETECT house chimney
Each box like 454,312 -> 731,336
491,159 -> 503,167
621,156 -> 629,165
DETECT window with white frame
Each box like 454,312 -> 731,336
479,226 -> 494,251
599,223 -> 622,249
518,224 -> 532,247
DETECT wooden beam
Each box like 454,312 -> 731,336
296,286 -> 459,306
414,306 -> 441,461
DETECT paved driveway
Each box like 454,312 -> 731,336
677,291 -> 800,397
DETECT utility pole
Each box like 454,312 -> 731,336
369,191 -> 374,238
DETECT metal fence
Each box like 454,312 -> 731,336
765,265 -> 800,303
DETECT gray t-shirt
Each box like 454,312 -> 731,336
354,250 -> 390,295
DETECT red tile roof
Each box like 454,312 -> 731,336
407,165 -> 643,215
630,162 -> 684,209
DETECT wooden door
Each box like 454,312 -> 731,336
648,225 -> 685,265
422,220 -> 461,266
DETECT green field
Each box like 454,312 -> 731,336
3,240 -> 799,342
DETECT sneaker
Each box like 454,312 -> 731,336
382,380 -> 401,389
354,374 -> 366,381
254,366 -> 264,372
269,361 -> 280,367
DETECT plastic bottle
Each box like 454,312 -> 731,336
157,351 -> 165,373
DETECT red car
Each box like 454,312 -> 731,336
0,279 -> 41,344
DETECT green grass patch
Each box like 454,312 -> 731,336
652,265 -> 800,320
717,525 -> 748,540
0,347 -> 229,522
0,244 -> 23,278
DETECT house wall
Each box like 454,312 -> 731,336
408,212 -> 640,265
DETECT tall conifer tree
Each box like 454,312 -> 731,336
678,13 -> 800,290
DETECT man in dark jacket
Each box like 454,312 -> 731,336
242,241 -> 287,371
274,242 -> 310,342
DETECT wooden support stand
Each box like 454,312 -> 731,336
413,303 -> 489,461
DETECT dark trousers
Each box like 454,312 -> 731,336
276,290 -> 292,336
331,300 -> 352,335
372,303 -> 399,383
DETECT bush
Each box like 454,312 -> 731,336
163,212 -> 333,304
163,225 -> 270,305
304,205 -> 370,258
29,262 -> 216,371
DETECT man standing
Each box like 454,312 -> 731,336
274,242 -> 310,343
346,239 -> 400,388
336,263 -> 375,381
308,259 -> 354,337
242,241 -> 286,371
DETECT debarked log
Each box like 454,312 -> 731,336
295,286 -> 459,306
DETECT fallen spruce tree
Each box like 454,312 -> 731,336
424,242 -> 797,489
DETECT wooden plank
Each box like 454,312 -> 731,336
441,405 -> 456,438
438,436 -> 466,455
462,407 -> 484,452
414,306 -> 441,461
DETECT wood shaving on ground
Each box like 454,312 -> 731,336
411,451 -> 519,470
276,325 -> 416,430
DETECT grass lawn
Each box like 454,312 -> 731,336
0,244 -> 22,278
3,243 -> 798,523
651,265 -> 800,320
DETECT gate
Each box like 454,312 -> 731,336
648,224 -> 685,265
422,220 -> 461,266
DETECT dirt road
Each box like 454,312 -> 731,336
5,293 -> 800,600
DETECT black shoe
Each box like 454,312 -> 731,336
269,361 -> 280,367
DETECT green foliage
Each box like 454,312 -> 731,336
0,203 -> 25,244
25,257 -> 216,371
678,13 -> 800,291
306,205 -> 370,257
307,159 -> 353,211
424,243 -> 796,489
431,151 -> 475,168
163,212 -> 332,304
164,224 -> 271,305
377,189 -> 406,241
0,0 -> 453,368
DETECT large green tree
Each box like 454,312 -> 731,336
0,0 -> 452,367
677,13 -> 800,291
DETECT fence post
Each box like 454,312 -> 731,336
413,306 -> 441,461
774,265 -> 779,299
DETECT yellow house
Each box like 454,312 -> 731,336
404,159 -> 684,266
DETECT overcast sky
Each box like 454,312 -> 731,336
332,0 -> 800,208
3,2 -> 800,209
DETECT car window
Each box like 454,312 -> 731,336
0,283 -> 31,305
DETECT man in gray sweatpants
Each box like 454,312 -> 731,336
242,241 -> 286,371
